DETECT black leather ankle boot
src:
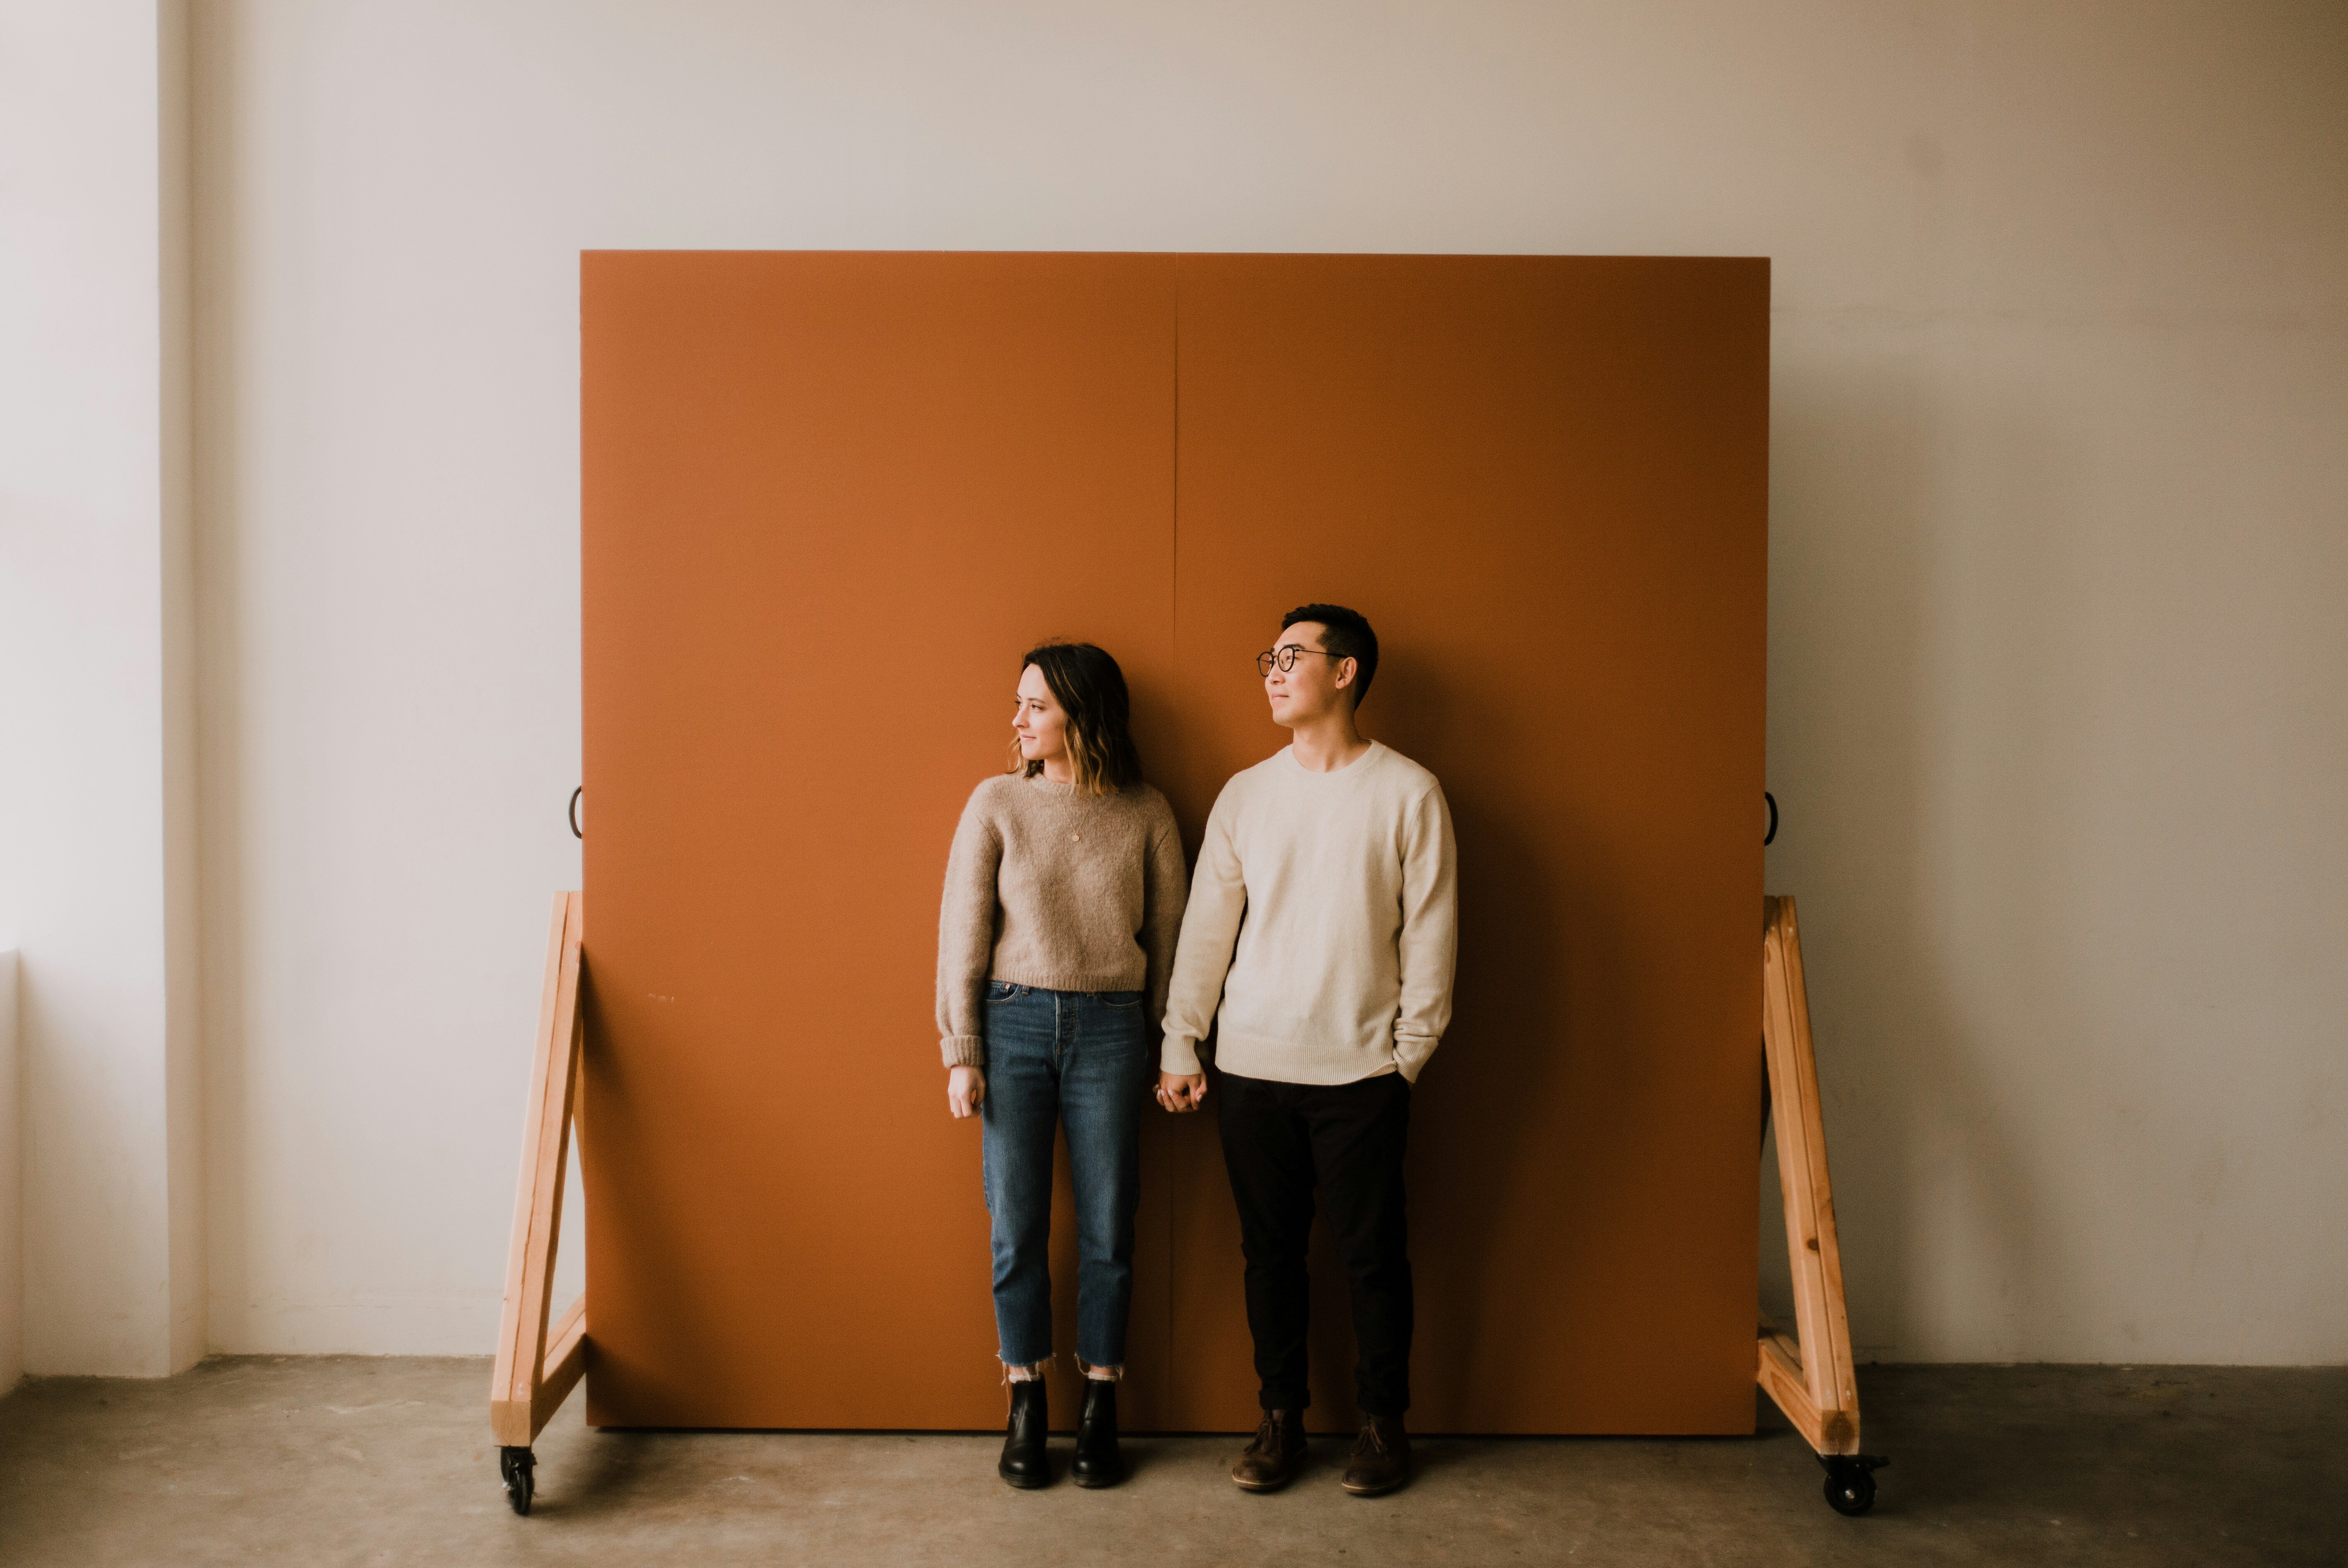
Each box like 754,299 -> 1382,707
998,1379 -> 1052,1489
1071,1378 -> 1124,1488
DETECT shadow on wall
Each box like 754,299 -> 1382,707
1764,361 -> 2067,1361
189,16 -> 253,1352
1379,652 -> 1572,1408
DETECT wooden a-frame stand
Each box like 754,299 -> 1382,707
488,891 -> 589,1517
484,890 -> 1884,1516
1758,895 -> 1888,1515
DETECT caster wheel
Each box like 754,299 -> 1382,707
500,1446 -> 536,1516
1819,1453 -> 1887,1517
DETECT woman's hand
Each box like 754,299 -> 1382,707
948,1065 -> 986,1119
1156,1072 -> 1208,1114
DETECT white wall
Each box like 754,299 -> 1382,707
188,1 -> 2346,1362
0,1 -> 204,1377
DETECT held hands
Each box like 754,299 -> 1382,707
1156,1072 -> 1208,1114
953,1065 -> 1199,1116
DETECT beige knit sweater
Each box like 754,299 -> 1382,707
1161,741 -> 1458,1085
934,772 -> 1189,1068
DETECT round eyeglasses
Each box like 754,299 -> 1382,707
1255,644 -> 1349,676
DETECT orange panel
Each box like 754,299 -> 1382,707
1162,255 -> 1768,1434
581,252 -> 1179,1430
581,252 -> 1767,1435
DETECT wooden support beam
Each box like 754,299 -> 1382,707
490,891 -> 589,1449
535,1294 -> 589,1433
1757,1321 -> 1857,1453
1757,895 -> 1862,1457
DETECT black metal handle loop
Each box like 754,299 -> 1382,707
1764,791 -> 1778,847
569,786 -> 584,840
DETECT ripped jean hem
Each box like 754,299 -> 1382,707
998,1354 -> 1126,1383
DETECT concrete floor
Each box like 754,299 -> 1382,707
0,1359 -> 2339,1566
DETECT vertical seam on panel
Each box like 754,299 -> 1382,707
1165,259 -> 1181,1423
1171,264 -> 1181,669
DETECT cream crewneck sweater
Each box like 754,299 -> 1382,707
934,772 -> 1189,1068
1161,741 -> 1459,1086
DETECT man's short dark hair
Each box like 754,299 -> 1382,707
1281,603 -> 1379,709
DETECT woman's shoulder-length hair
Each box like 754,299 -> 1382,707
1010,641 -> 1144,796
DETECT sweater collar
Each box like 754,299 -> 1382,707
1276,739 -> 1386,780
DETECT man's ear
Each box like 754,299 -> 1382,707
1334,657 -> 1357,691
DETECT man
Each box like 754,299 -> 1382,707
1156,603 -> 1459,1497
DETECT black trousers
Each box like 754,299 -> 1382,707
1215,1069 -> 1414,1418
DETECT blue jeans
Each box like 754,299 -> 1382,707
980,982 -> 1152,1371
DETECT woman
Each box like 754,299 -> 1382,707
935,641 -> 1188,1490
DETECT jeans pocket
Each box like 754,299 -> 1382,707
1100,990 -> 1142,1009
986,981 -> 1020,1003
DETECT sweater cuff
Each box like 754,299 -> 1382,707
1394,1035 -> 1438,1084
941,1034 -> 986,1069
1160,1035 -> 1203,1077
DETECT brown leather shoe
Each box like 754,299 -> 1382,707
1230,1408 -> 1307,1491
1341,1414 -> 1410,1496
